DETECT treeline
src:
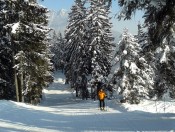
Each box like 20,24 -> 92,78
1,0 -> 175,105
62,0 -> 115,100
109,0 -> 175,103
0,0 -> 53,103
56,0 -> 175,103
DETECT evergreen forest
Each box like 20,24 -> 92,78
1,0 -> 175,104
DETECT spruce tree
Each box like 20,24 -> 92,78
88,0 -> 114,83
64,0 -> 115,99
116,0 -> 175,99
110,29 -> 154,104
50,31 -> 64,71
116,0 -> 175,50
64,0 -> 88,98
136,23 -> 155,99
153,35 -> 175,99
12,0 -> 53,103
0,0 -> 17,100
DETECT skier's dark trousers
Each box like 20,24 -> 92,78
98,89 -> 106,110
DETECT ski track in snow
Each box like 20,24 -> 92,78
0,71 -> 175,132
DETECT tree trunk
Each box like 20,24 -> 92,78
21,69 -> 24,102
13,51 -> 19,102
20,55 -> 24,102
76,87 -> 78,97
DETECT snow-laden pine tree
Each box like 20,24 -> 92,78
136,23 -> 155,99
117,0 -> 175,51
88,0 -> 115,83
153,34 -> 175,99
137,22 -> 149,50
50,31 -> 64,71
64,0 -> 88,98
64,0 -> 114,99
12,0 -> 53,103
0,0 -> 15,100
110,29 -> 154,104
117,0 -> 175,99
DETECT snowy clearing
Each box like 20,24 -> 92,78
0,71 -> 175,132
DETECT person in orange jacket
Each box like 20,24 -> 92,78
98,88 -> 107,110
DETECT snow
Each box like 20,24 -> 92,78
124,60 -> 129,67
130,62 -> 138,74
123,50 -> 127,55
58,9 -> 68,17
160,45 -> 170,63
0,71 -> 175,131
11,22 -> 19,34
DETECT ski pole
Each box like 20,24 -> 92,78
105,99 -> 108,111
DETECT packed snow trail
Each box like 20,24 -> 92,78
0,71 -> 175,132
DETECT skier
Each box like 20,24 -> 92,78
98,88 -> 107,110
94,79 -> 103,98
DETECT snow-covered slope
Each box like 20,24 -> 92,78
47,9 -> 121,42
0,71 -> 175,132
47,9 -> 68,34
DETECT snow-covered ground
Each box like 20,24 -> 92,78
0,71 -> 175,132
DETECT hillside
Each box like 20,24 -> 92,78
47,9 -> 121,42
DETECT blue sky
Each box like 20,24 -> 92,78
38,0 -> 74,11
38,0 -> 144,34
38,0 -> 120,11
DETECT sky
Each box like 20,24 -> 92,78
38,0 -> 75,11
38,0 -> 144,34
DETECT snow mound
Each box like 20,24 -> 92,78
123,99 -> 175,114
